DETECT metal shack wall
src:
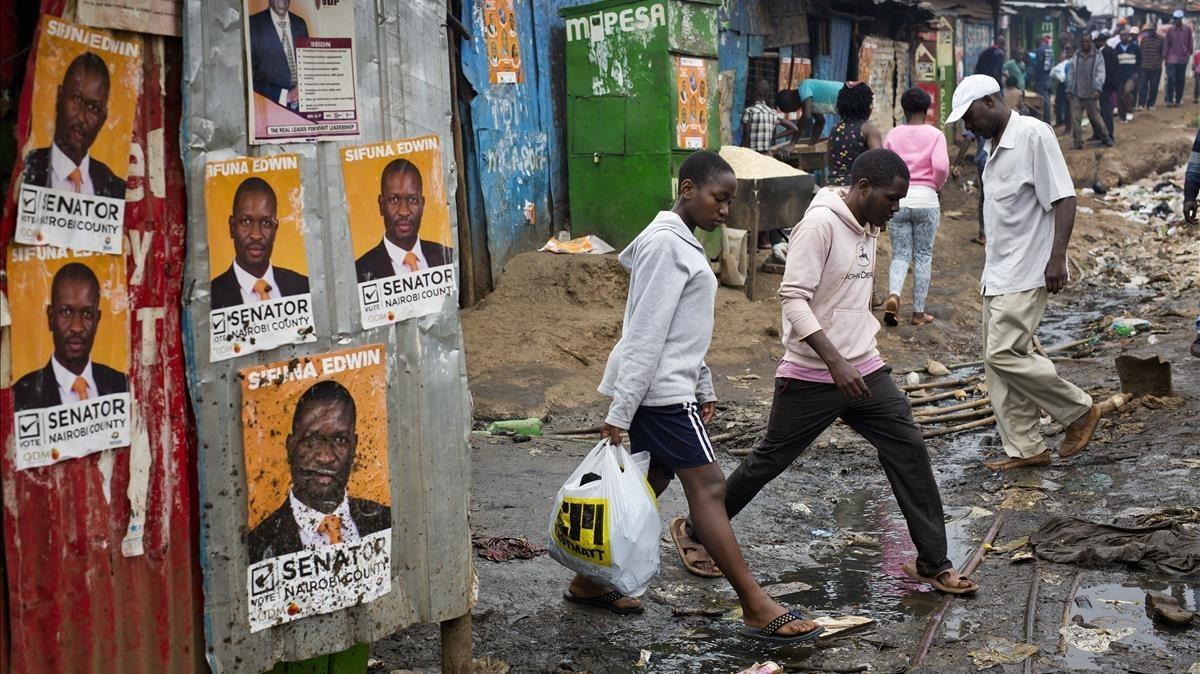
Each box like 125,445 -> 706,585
0,4 -> 204,673
181,1 -> 473,672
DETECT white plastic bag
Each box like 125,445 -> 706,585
548,441 -> 660,597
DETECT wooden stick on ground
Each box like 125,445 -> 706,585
916,396 -> 993,415
1059,574 -> 1082,655
909,388 -> 972,405
922,415 -> 997,439
1023,562 -> 1041,674
901,374 -> 983,393
915,407 -> 994,425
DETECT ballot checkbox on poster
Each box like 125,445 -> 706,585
211,313 -> 226,335
19,188 -> 36,215
16,414 -> 40,441
250,564 -> 275,597
361,284 -> 379,306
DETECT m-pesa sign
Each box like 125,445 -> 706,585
566,3 -> 666,42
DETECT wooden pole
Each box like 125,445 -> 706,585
921,415 -> 996,439
908,388 -> 973,405
440,613 -> 473,673
913,396 -> 992,415
746,182 -> 760,301
901,374 -> 982,393
445,2 -> 478,307
914,407 -> 994,425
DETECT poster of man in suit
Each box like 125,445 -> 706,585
204,154 -> 315,363
243,0 -> 360,144
15,16 -> 141,254
340,135 -> 456,329
9,247 -> 131,471
240,345 -> 391,632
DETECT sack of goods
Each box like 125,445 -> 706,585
547,440 -> 661,596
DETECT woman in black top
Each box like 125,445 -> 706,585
826,82 -> 882,185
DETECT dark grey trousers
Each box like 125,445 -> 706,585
724,367 -> 952,577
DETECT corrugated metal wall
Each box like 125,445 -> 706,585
181,1 -> 473,671
0,3 -> 205,673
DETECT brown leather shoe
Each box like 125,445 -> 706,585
984,451 -> 1052,470
1059,404 -> 1102,458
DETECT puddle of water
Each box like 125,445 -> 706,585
1038,290 -> 1149,346
636,490 -> 980,672
1064,580 -> 1200,671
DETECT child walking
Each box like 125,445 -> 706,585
565,150 -> 824,643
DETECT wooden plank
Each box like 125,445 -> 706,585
441,614 -> 473,673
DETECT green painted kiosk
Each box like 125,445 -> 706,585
561,0 -> 720,248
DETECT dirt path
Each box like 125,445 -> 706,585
376,106 -> 1200,673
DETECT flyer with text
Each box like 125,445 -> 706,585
16,16 -> 142,254
240,345 -> 391,632
340,135 -> 455,329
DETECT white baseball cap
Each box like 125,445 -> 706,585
1174,9 -> 1184,18
944,74 -> 1001,124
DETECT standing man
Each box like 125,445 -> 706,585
1139,24 -> 1164,110
355,159 -> 452,283
741,79 -> 800,153
1068,37 -> 1112,149
248,0 -> 309,112
975,35 -> 1008,88
1052,43 -> 1075,135
946,75 -> 1102,470
1181,128 -> 1200,357
1115,29 -> 1141,121
1096,33 -> 1119,142
1035,34 -> 1056,123
1165,10 -> 1193,107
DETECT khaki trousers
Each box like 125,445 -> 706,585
982,288 -> 1093,458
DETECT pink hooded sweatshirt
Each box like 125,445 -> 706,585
778,187 -> 883,372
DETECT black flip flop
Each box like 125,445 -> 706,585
739,609 -> 825,643
563,589 -> 644,615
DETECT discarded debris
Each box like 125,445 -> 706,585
986,536 -> 1030,555
1146,590 -> 1197,626
999,488 -> 1045,511
813,615 -> 875,636
733,662 -> 783,674
1059,623 -> 1136,653
789,502 -> 813,515
766,581 -> 815,597
905,371 -> 922,387
635,650 -> 652,668
1011,551 -> 1035,563
1115,354 -> 1173,396
1031,515 -> 1200,576
471,535 -> 546,562
968,638 -> 1039,670
484,418 -> 544,437
925,359 -> 951,376
538,234 -> 615,255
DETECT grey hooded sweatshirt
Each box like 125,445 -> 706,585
599,211 -> 718,429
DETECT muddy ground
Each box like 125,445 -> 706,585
374,106 -> 1200,673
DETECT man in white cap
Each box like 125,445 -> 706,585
944,75 -> 1102,470
1165,10 -> 1193,107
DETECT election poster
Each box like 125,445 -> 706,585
9,246 -> 131,471
244,0 -> 360,144
675,56 -> 708,150
240,345 -> 391,632
340,135 -> 456,329
77,0 -> 182,38
204,153 -> 315,362
484,0 -> 522,84
16,16 -> 142,254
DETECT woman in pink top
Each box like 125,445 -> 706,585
880,88 -> 949,326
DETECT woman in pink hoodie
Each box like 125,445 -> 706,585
881,88 -> 950,326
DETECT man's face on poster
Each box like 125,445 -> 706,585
47,275 -> 101,369
269,0 -> 291,14
54,66 -> 109,165
378,168 -> 425,250
286,398 -> 358,511
228,189 -> 279,273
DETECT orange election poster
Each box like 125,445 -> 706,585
9,246 -> 130,470
676,56 -> 709,150
241,344 -> 391,632
340,135 -> 455,329
204,153 -> 315,362
484,0 -> 523,84
15,16 -> 142,254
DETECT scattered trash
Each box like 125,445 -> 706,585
733,662 -> 783,674
1000,488 -> 1045,511
485,418 -> 543,437
726,373 -> 761,382
1115,354 -> 1173,396
765,581 -> 814,597
538,235 -> 615,255
1040,571 -> 1064,585
1078,206 -> 1093,214
813,615 -> 875,636
905,372 -> 922,387
986,536 -> 1030,554
1091,181 -> 1107,196
471,535 -> 546,563
635,650 -> 652,668
1011,551 -> 1035,563
1146,590 -> 1196,626
1031,515 -> 1200,576
789,502 -> 813,515
1110,318 -> 1151,336
512,434 -> 532,443
1189,663 -> 1200,674
1059,623 -> 1136,653
925,359 -> 951,376
968,638 -> 1039,670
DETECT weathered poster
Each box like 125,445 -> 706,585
244,0 -> 360,144
341,135 -> 456,328
675,56 -> 708,150
9,246 -> 130,471
16,17 -> 142,254
204,153 -> 315,362
241,345 -> 391,632
77,0 -> 182,38
484,0 -> 522,84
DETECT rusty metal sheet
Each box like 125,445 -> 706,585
180,0 -> 473,671
1,5 -> 204,674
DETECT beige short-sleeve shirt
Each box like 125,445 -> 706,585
980,112 -> 1076,296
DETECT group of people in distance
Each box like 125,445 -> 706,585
566,72 -> 1106,643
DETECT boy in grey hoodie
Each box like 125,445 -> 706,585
566,151 -> 824,644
